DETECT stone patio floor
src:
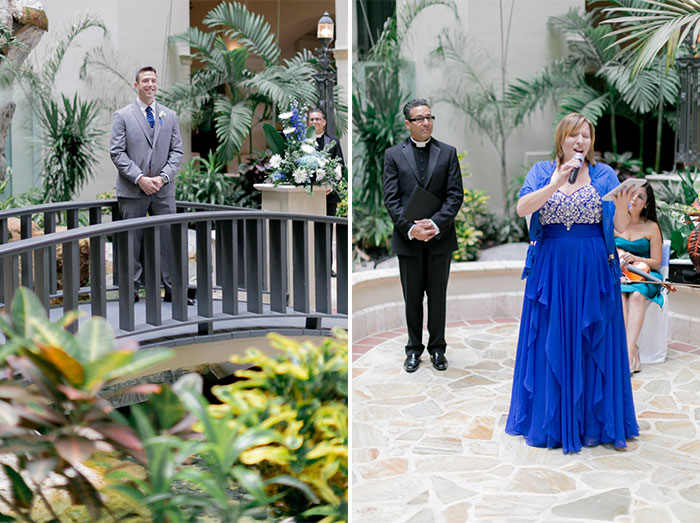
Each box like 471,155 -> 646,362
352,319 -> 700,522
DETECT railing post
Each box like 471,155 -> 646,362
214,221 -> 222,287
314,221 -> 331,314
170,222 -> 188,321
44,212 -> 57,294
292,220 -> 309,313
238,220 -> 246,288
269,219 -> 287,313
219,219 -> 238,315
111,202 -> 121,288
0,218 -> 7,303
20,215 -> 33,290
62,240 -> 80,333
336,222 -> 348,315
3,255 -> 18,309
143,227 -> 162,326
245,218 -> 263,314
89,209 -> 106,318
66,209 -> 79,230
34,247 -> 50,313
196,220 -> 213,335
116,230 -> 135,332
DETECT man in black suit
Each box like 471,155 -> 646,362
383,99 -> 463,372
308,108 -> 344,216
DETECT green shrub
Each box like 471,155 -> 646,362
209,329 -> 348,522
176,151 -> 233,206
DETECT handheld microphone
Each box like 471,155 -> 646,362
568,152 -> 584,184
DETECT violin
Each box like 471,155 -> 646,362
617,248 -> 676,293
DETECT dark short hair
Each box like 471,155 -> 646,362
135,66 -> 157,83
308,107 -> 326,118
403,98 -> 430,120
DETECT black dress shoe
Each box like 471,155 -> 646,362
404,354 -> 420,373
163,291 -> 194,306
430,352 -> 448,371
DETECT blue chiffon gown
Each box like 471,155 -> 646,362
506,186 -> 639,453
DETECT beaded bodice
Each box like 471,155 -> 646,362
539,185 -> 602,230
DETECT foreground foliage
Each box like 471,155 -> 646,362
0,288 -> 173,520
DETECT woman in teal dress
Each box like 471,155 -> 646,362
614,182 -> 664,374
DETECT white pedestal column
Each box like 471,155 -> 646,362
254,183 -> 327,310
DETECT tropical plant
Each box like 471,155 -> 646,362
2,15 -> 107,200
160,1 -> 318,163
505,6 -> 680,172
208,329 -> 349,521
352,0 -> 459,254
655,168 -> 700,258
603,150 -> 644,179
39,93 -> 106,202
429,0 -> 520,210
0,287 -> 173,521
453,189 -> 489,261
602,0 -> 700,76
176,150 -> 234,205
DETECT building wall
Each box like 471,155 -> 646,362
9,0 -> 190,199
394,0 -> 582,212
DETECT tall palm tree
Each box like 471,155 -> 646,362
159,1 -> 318,163
602,0 -> 700,76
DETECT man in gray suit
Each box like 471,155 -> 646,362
110,65 -> 186,303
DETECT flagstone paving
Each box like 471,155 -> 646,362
352,319 -> 700,522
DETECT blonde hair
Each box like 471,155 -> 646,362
554,113 -> 596,167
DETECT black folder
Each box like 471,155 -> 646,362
401,185 -> 443,222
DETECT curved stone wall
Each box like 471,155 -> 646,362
353,261 -> 700,344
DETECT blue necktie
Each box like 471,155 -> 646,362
146,105 -> 154,128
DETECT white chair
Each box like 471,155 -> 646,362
637,240 -> 671,364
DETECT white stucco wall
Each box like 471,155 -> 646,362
396,0 -> 582,212
9,0 -> 190,199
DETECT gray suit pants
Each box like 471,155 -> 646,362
118,195 -> 176,293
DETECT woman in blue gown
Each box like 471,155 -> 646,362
614,182 -> 664,373
506,113 -> 640,454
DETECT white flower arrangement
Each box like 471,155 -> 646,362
265,103 -> 345,194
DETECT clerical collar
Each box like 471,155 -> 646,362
410,137 -> 431,148
315,133 -> 324,139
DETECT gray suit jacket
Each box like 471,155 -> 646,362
110,100 -> 183,199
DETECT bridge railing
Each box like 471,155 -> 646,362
0,203 -> 348,343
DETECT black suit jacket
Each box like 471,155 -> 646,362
317,133 -> 344,207
383,137 -> 463,256
316,133 -> 344,166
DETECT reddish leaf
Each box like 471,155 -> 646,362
92,423 -> 143,452
54,436 -> 96,469
120,384 -> 162,395
56,385 -> 93,401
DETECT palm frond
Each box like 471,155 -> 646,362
241,61 -> 316,109
398,0 -> 460,49
79,46 -> 135,90
598,58 -> 680,113
203,1 -> 280,65
558,86 -> 611,124
40,15 -> 107,92
506,59 -> 583,124
602,0 -> 700,75
169,27 -> 217,62
213,97 -> 253,163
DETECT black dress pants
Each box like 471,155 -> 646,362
398,249 -> 452,357
117,194 -> 175,293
